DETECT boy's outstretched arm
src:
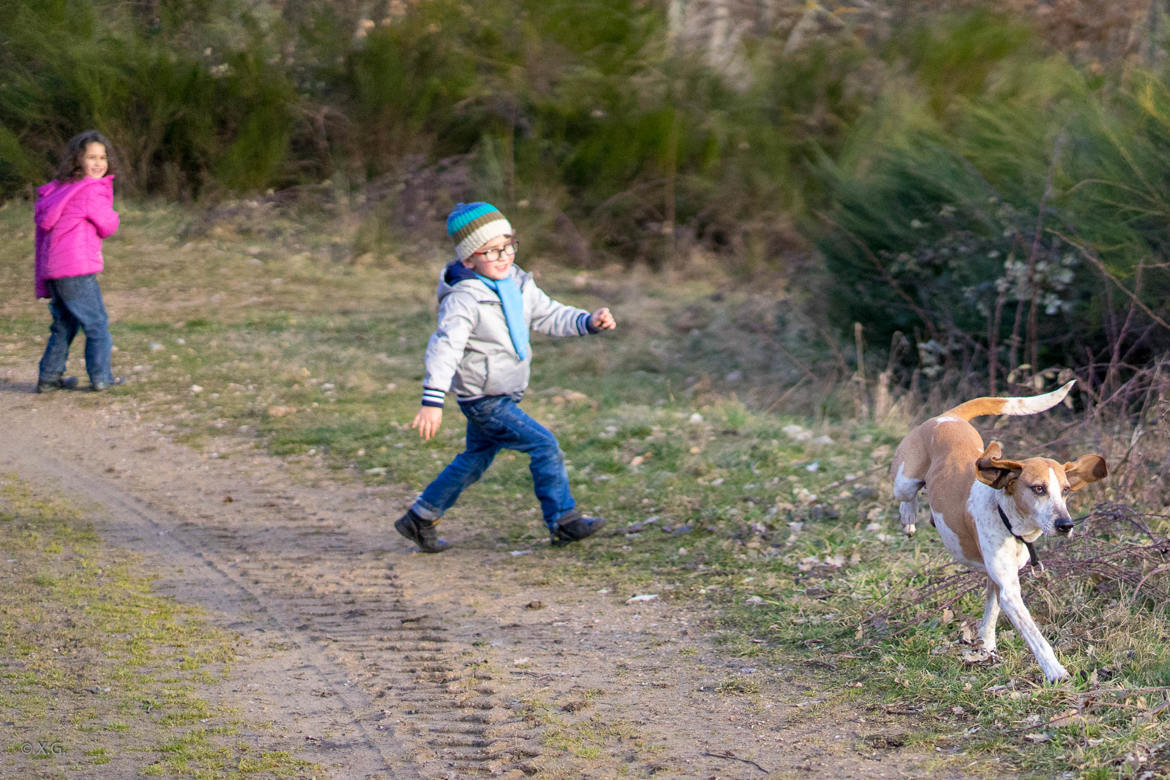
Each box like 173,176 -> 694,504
590,307 -> 616,331
412,405 -> 443,440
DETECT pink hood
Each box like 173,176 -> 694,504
34,176 -> 119,298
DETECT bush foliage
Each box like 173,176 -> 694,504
819,11 -> 1170,382
1,0 -> 1168,378
0,0 -> 863,258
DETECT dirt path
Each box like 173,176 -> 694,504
0,369 -> 966,779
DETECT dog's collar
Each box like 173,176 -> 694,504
997,505 -> 1041,568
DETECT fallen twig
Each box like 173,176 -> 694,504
1077,686 -> 1170,699
701,749 -> 770,774
848,504 -> 1170,655
1140,700 -> 1170,722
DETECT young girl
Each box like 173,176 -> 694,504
34,130 -> 123,392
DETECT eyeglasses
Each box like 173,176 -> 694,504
472,240 -> 519,262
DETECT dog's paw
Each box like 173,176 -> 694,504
961,647 -> 995,665
1043,664 -> 1071,683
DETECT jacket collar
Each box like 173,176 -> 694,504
443,259 -> 479,286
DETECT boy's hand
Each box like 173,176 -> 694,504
590,307 -> 616,331
412,406 -> 443,440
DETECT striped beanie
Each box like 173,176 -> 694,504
446,202 -> 513,261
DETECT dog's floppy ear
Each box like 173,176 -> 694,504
1064,454 -> 1108,490
975,442 -> 1023,490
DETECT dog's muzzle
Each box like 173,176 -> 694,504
1054,517 -> 1075,535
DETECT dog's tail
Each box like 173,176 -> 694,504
944,379 -> 1075,422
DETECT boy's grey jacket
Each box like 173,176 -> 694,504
421,261 -> 595,406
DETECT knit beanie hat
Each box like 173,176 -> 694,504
447,202 -> 513,261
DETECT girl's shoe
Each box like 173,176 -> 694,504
92,376 -> 125,391
394,509 -> 451,553
550,512 -> 607,545
36,376 -> 79,393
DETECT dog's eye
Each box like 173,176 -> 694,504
1031,484 -> 1047,495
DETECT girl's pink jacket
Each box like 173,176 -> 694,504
34,175 -> 119,298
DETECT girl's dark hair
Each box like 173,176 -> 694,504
54,130 -> 117,182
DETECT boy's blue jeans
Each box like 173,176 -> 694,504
412,395 -> 576,531
38,274 -> 115,386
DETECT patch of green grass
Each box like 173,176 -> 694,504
0,476 -> 316,778
525,696 -> 646,768
715,674 -> 762,695
144,727 -> 306,778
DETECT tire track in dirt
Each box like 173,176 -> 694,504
196,519 -> 546,776
0,384 -> 548,778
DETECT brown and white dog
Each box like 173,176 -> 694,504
891,380 -> 1107,682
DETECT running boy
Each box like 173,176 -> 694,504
396,202 -> 616,553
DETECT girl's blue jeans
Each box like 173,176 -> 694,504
38,274 -> 115,386
412,395 -> 576,531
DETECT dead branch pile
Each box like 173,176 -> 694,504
867,502 -> 1170,641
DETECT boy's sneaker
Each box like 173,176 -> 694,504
550,511 -> 607,546
92,376 -> 125,391
394,509 -> 450,553
36,376 -> 79,393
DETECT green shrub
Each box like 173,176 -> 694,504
817,12 -> 1170,379
0,0 -> 297,197
1,0 -> 869,269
